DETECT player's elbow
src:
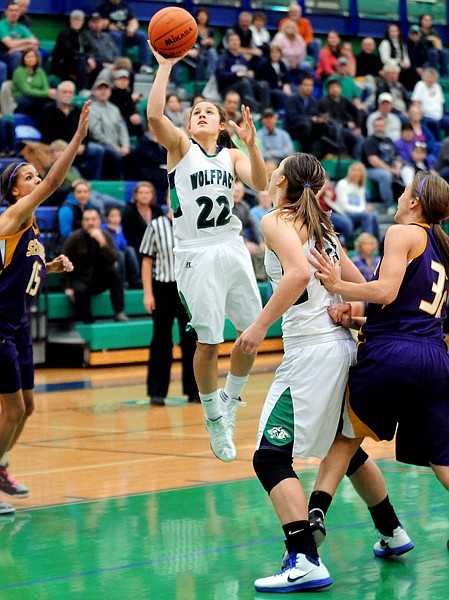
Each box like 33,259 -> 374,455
380,286 -> 399,305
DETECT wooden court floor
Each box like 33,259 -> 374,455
0,354 -> 448,599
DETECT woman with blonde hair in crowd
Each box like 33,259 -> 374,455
351,232 -> 380,281
333,162 -> 382,245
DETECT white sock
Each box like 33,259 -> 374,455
224,374 -> 248,400
200,391 -> 222,421
0,452 -> 8,468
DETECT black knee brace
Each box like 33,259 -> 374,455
253,449 -> 298,494
346,447 -> 369,478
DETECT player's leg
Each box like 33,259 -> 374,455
253,449 -> 332,593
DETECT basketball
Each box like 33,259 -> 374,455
148,7 -> 198,58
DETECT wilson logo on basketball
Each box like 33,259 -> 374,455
165,26 -> 195,46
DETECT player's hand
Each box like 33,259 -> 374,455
76,100 -> 90,140
228,105 -> 257,148
147,42 -> 187,65
233,322 -> 267,357
308,247 -> 342,291
327,302 -> 352,328
46,254 -> 74,273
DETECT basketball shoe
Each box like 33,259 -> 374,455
0,467 -> 29,498
0,499 -> 15,515
254,552 -> 332,593
373,525 -> 414,557
218,389 -> 245,438
281,509 -> 326,569
204,416 -> 236,462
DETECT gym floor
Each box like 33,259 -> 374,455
0,356 -> 447,599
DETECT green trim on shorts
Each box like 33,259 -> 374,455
169,184 -> 181,215
178,291 -> 192,320
263,387 -> 294,447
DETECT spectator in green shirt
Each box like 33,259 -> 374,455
0,1 -> 38,75
12,46 -> 55,126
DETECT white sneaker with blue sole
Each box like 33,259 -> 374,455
373,525 -> 414,557
254,552 -> 332,593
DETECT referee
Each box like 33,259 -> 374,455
140,204 -> 199,406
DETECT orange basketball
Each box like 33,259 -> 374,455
148,7 -> 198,58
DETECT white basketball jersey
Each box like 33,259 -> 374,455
264,234 -> 353,347
168,141 -> 242,244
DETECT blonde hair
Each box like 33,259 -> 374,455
132,181 -> 156,204
347,162 -> 367,186
354,232 -> 378,253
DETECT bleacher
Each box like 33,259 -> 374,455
1,0 -> 449,365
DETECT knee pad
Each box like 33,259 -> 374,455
346,447 -> 369,478
253,449 -> 297,494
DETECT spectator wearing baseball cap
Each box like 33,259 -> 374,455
406,24 -> 428,88
257,108 -> 294,161
366,91 -> 402,141
84,8 -> 119,82
330,55 -> 363,108
110,68 -> 145,140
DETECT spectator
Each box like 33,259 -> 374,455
408,140 -> 435,173
319,176 -> 353,247
411,67 -> 449,140
164,93 -> 183,128
333,162 -> 382,244
96,0 -> 151,72
351,232 -> 380,281
121,181 -> 163,256
56,178 -> 96,241
355,37 -> 383,79
361,117 -> 414,213
330,56 -> 362,108
122,125 -> 168,203
215,31 -> 270,113
194,7 -> 218,80
419,13 -> 448,77
257,107 -> 293,161
0,1 -> 38,75
378,24 -> 414,89
83,11 -> 119,80
250,189 -> 273,237
406,25 -> 428,89
249,11 -> 271,58
340,41 -> 356,77
317,76 -> 365,158
284,75 -> 334,157
376,62 -> 409,115
223,89 -> 241,132
89,78 -> 130,180
366,92 -> 402,141
16,0 -> 32,31
40,80 -> 105,181
0,114 -> 17,157
140,203 -> 198,406
51,10 -> 94,93
101,206 -> 141,288
271,19 -> 310,87
110,68 -> 144,139
395,122 -> 417,163
232,181 -> 266,282
43,139 -> 82,206
223,11 -> 262,69
255,43 -> 291,111
12,46 -> 55,127
407,103 -> 438,159
62,207 -> 127,323
278,2 -> 320,66
315,29 -> 341,82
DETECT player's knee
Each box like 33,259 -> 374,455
253,449 -> 297,494
346,447 -> 369,478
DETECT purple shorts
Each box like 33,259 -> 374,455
0,327 -> 34,394
347,335 -> 449,467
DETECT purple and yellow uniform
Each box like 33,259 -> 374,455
0,218 -> 46,393
347,223 -> 449,467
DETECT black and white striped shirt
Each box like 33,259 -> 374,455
139,216 -> 175,283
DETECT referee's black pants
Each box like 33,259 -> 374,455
147,280 -> 198,399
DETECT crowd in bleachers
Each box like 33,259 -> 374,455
1,0 -> 449,303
